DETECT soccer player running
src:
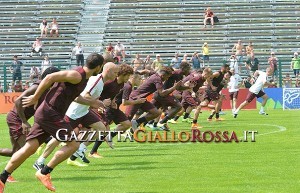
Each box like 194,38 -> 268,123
151,62 -> 191,130
0,53 -> 104,193
228,68 -> 242,114
0,67 -> 60,182
88,64 -> 136,158
234,68 -> 274,118
127,67 -> 182,131
201,64 -> 230,121
33,62 -> 118,169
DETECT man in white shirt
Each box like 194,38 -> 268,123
72,42 -> 84,66
228,68 -> 242,113
229,55 -> 239,74
234,68 -> 273,118
33,62 -> 119,169
114,41 -> 126,62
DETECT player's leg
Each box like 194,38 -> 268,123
0,136 -> 20,157
132,102 -> 160,130
259,93 -> 269,115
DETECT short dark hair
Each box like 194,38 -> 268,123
227,71 -> 232,76
160,66 -> 174,76
85,53 -> 104,69
180,61 -> 191,70
222,64 -> 230,69
13,55 -> 18,58
118,64 -> 134,76
41,67 -> 60,79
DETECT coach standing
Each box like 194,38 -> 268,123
72,42 -> 84,66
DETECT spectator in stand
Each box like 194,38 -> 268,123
14,80 -> 23,92
229,55 -> 239,74
23,81 -> 30,90
232,40 -> 245,71
202,42 -> 210,67
295,77 -> 300,87
30,37 -> 43,57
246,41 -> 254,59
203,7 -> 215,28
291,52 -> 300,78
0,82 -> 3,93
171,53 -> 182,69
190,52 -> 201,69
268,52 -> 278,80
114,41 -> 126,62
41,55 -> 53,73
283,73 -> 292,88
50,18 -> 59,37
29,66 -> 40,82
182,54 -> 188,62
72,42 -> 84,66
152,54 -> 164,71
106,43 -> 114,56
132,54 -> 145,71
245,52 -> 259,76
7,84 -> 14,93
242,75 -> 253,88
10,55 -> 23,82
267,79 -> 277,88
144,55 -> 153,70
40,19 -> 48,37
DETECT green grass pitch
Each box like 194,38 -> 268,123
0,109 -> 299,193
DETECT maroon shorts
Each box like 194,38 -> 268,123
204,88 -> 220,102
151,93 -> 181,109
246,90 -> 265,103
125,100 -> 156,120
229,91 -> 239,100
7,111 -> 23,141
172,90 -> 183,102
181,91 -> 200,110
66,109 -> 101,129
26,105 -> 73,145
105,107 -> 129,125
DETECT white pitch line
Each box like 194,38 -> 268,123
249,124 -> 287,136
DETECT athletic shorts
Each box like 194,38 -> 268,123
125,99 -> 156,120
66,109 -> 101,129
105,107 -> 129,125
151,93 -> 181,110
245,90 -> 265,103
7,111 -> 23,141
181,91 -> 200,110
204,88 -> 220,102
229,91 -> 239,100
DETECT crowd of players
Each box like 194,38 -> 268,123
0,52 -> 274,192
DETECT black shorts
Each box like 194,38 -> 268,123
246,90 -> 265,103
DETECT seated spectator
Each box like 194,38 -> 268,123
190,52 -> 201,69
40,19 -> 48,37
296,78 -> 300,87
0,82 -> 3,93
245,52 -> 259,76
182,54 -> 188,62
291,52 -> 300,78
72,42 -> 84,66
41,55 -> 53,73
268,52 -> 278,80
106,43 -> 114,56
7,84 -> 14,93
152,54 -> 164,71
114,41 -> 126,62
268,79 -> 277,88
242,76 -> 253,88
29,66 -> 40,82
30,37 -> 43,57
23,81 -> 30,90
132,54 -> 145,71
202,42 -> 210,67
14,80 -> 23,92
283,73 -> 292,88
204,7 -> 217,28
144,55 -> 153,70
246,41 -> 254,58
229,55 -> 239,74
171,53 -> 182,69
50,18 -> 59,37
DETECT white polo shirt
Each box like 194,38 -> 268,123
66,74 -> 104,120
228,74 -> 242,93
249,71 -> 267,94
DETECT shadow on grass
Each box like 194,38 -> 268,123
53,176 -> 120,181
108,153 -> 179,158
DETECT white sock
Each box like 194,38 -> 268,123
234,109 -> 239,114
79,143 -> 87,152
260,106 -> 265,112
37,157 -> 45,165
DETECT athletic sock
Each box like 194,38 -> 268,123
147,120 -> 154,125
216,113 -> 220,119
136,117 -> 147,126
159,115 -> 170,124
183,113 -> 190,119
193,119 -> 197,124
173,115 -> 180,121
0,170 -> 11,184
78,143 -> 87,152
37,157 -> 46,165
41,165 -> 53,175
70,155 -> 77,161
90,139 -> 103,154
153,122 -> 158,127
260,106 -> 265,112
208,112 -> 215,119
